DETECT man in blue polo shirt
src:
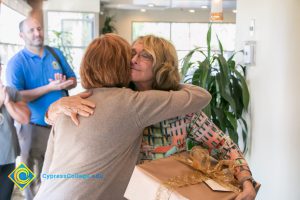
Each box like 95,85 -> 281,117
6,17 -> 76,200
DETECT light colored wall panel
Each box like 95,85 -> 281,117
236,0 -> 300,199
45,0 -> 101,13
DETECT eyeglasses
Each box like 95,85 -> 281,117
131,50 -> 153,62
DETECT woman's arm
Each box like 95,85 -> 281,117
187,112 -> 256,200
45,91 -> 96,126
1,86 -> 30,124
5,100 -> 30,124
133,84 -> 211,128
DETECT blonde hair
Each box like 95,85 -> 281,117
133,35 -> 180,91
80,34 -> 131,89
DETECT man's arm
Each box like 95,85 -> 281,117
20,78 -> 74,102
66,77 -> 77,90
49,73 -> 77,91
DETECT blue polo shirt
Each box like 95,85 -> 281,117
6,47 -> 76,126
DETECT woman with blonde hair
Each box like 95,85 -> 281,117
34,34 -> 211,200
130,35 -> 257,200
130,35 -> 181,91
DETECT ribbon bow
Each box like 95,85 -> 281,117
164,146 -> 241,194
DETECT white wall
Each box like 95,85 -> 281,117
2,0 -> 31,16
107,9 -> 236,43
236,0 -> 300,199
44,0 -> 101,13
44,0 -> 100,37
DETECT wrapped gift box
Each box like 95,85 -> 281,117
124,155 -> 240,200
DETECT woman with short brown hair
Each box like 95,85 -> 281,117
80,34 -> 131,89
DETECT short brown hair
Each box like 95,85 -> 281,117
133,35 -> 181,91
80,34 -> 131,89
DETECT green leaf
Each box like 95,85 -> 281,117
242,128 -> 248,153
215,72 -> 236,114
195,48 -> 208,58
207,24 -> 212,59
216,34 -> 223,55
240,118 -> 249,153
203,104 -> 212,119
183,77 -> 192,83
227,60 -> 236,70
234,69 -> 250,109
216,54 -> 229,80
199,59 -> 210,88
213,107 -> 226,132
192,68 -> 201,86
229,129 -> 239,145
226,112 -> 237,131
228,50 -> 242,62
241,118 -> 248,132
231,76 -> 244,117
181,49 -> 196,76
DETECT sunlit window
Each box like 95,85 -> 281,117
46,11 -> 96,81
132,22 -> 236,68
0,3 -> 25,83
132,22 -> 170,42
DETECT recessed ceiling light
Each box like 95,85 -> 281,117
232,9 -> 237,13
141,9 -> 146,12
201,5 -> 208,9
148,3 -> 155,7
189,9 -> 195,13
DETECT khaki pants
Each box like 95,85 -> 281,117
18,124 -> 51,200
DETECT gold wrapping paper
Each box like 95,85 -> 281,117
139,151 -> 238,200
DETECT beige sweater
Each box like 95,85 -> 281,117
34,85 -> 211,200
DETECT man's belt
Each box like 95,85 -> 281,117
30,122 -> 52,129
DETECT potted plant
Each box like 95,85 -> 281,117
181,24 -> 250,152
101,16 -> 117,34
49,30 -> 74,69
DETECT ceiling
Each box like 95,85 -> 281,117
101,0 -> 236,11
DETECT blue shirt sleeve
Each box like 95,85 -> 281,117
6,55 -> 25,90
53,48 -> 76,79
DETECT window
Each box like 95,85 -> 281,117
0,3 -> 25,83
132,22 -> 236,68
46,11 -> 96,81
132,22 -> 170,41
